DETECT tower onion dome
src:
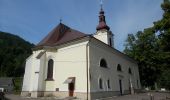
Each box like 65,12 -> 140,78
96,8 -> 110,31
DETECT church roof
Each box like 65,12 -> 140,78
37,23 -> 87,47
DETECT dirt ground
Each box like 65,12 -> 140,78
4,92 -> 170,100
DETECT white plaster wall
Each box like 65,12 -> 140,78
93,30 -> 113,47
94,32 -> 108,44
32,60 -> 40,91
22,40 -> 89,93
22,50 -> 46,92
133,64 -> 141,89
54,42 -> 88,92
38,41 -> 89,93
22,55 -> 33,91
38,53 -> 46,91
88,39 -> 141,93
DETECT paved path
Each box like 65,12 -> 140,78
4,92 -> 170,100
104,92 -> 170,100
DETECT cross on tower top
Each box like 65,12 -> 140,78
100,0 -> 103,10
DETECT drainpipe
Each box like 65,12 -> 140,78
86,38 -> 91,100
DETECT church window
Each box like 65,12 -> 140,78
128,68 -> 132,74
109,38 -> 112,46
47,59 -> 54,80
117,64 -> 122,71
137,79 -> 139,88
99,78 -> 103,89
100,59 -> 107,68
107,79 -> 110,89
90,74 -> 92,81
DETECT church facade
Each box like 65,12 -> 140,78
21,7 -> 141,100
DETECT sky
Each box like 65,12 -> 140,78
0,0 -> 163,51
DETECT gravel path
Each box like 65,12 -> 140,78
4,92 -> 170,100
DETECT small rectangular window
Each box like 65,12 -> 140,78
56,88 -> 59,91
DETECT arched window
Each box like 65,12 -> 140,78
128,68 -> 132,74
117,64 -> 122,71
99,78 -> 103,89
47,59 -> 54,80
100,59 -> 107,68
107,79 -> 110,89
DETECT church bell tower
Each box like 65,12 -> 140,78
93,4 -> 114,47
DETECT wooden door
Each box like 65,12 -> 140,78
68,82 -> 74,97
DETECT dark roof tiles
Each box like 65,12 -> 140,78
36,51 -> 46,59
37,23 -> 87,47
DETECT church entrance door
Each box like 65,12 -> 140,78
68,82 -> 75,97
63,77 -> 75,97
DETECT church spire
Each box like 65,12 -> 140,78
96,1 -> 110,31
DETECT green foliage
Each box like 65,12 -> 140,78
0,31 -> 34,77
157,68 -> 170,90
124,29 -> 159,87
124,0 -> 170,89
13,77 -> 23,94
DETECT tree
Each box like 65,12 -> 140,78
124,0 -> 170,89
0,31 -> 34,77
153,0 -> 170,89
124,29 -> 159,87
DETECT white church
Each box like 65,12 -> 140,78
21,6 -> 141,100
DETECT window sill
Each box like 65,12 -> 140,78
117,71 -> 123,72
45,78 -> 54,81
100,66 -> 110,69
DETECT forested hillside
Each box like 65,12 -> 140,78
0,31 -> 34,77
124,0 -> 170,89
